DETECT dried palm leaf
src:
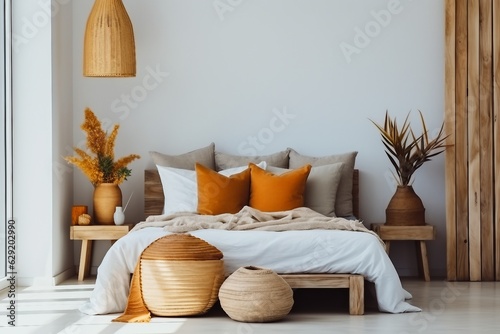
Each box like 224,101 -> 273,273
370,110 -> 449,186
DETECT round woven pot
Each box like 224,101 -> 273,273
140,234 -> 225,317
219,266 -> 294,323
385,185 -> 425,226
93,183 -> 122,225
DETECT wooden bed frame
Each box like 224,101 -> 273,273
144,169 -> 364,315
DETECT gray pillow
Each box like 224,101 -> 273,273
288,149 -> 358,218
268,163 -> 345,217
215,149 -> 290,171
150,143 -> 215,170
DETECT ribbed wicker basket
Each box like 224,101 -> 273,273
140,234 -> 225,317
218,266 -> 294,322
141,259 -> 224,316
114,234 -> 224,322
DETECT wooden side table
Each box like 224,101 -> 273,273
370,223 -> 436,281
70,224 -> 133,281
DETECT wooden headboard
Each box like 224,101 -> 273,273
144,169 -> 359,219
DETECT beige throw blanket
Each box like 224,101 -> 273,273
132,206 -> 382,243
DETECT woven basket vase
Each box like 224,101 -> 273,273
219,266 -> 294,323
140,234 -> 224,317
385,185 -> 426,226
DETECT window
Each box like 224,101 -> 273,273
0,0 -> 12,289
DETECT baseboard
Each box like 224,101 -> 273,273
397,267 -> 446,279
17,267 -> 76,287
54,267 -> 76,285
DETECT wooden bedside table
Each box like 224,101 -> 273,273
70,224 -> 134,281
370,223 -> 436,281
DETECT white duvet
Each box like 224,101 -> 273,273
79,227 -> 421,315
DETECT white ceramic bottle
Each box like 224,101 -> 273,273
113,206 -> 125,225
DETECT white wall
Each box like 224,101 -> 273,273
51,0 -> 74,280
71,0 -> 446,277
12,0 -> 74,285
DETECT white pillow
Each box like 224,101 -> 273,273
157,161 -> 267,216
218,163 -> 265,177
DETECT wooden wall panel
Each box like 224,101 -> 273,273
467,0 -> 482,281
446,0 -> 499,281
493,0 -> 500,281
479,0 -> 494,281
455,0 -> 470,281
445,0 -> 457,281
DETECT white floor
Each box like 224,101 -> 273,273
0,277 -> 499,333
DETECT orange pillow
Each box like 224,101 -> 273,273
249,163 -> 312,212
196,163 -> 251,215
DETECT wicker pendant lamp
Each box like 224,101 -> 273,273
83,0 -> 136,77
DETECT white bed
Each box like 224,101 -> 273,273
80,224 -> 420,315
79,147 -> 421,316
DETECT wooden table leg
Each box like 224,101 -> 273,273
416,240 -> 430,281
384,241 -> 391,254
78,240 -> 93,281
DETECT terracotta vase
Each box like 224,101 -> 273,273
218,266 -> 294,323
385,185 -> 425,226
93,183 -> 122,225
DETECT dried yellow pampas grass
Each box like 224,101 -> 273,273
65,108 -> 140,186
